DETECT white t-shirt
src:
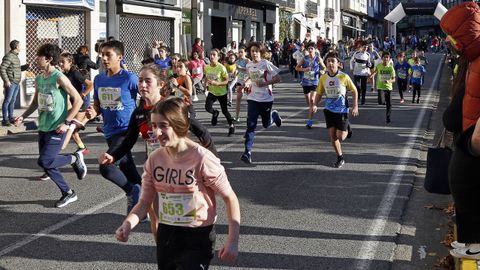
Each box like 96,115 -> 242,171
246,59 -> 279,102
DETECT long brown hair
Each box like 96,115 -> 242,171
151,97 -> 190,137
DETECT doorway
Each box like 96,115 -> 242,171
211,16 -> 227,49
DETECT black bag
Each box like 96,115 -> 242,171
424,129 -> 453,195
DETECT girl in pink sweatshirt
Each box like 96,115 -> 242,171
115,97 -> 240,268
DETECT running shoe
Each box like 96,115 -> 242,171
2,120 -> 11,127
451,241 -> 466,249
400,99 -> 405,104
334,157 -> 345,168
233,117 -> 241,123
72,151 -> 87,180
386,117 -> 391,124
192,95 -> 199,102
271,110 -> 282,127
127,184 -> 141,215
228,125 -> 235,136
55,190 -> 78,208
241,152 -> 252,164
211,110 -> 219,126
39,173 -> 51,181
417,98 -> 420,104
227,101 -> 232,107
450,246 -> 480,260
306,119 -> 313,129
76,147 -> 90,155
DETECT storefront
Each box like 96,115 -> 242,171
202,0 -> 276,51
109,0 -> 182,74
22,0 -> 94,76
341,11 -> 365,40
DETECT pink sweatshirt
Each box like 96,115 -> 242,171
140,143 -> 233,227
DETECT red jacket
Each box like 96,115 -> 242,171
440,2 -> 480,130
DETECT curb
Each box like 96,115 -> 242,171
0,120 -> 37,137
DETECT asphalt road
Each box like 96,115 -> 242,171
0,53 -> 445,270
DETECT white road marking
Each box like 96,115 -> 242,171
0,193 -> 125,257
354,55 -> 444,269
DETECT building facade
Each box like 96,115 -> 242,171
1,0 -> 101,107
340,0 -> 368,40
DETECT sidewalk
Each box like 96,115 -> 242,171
0,108 -> 37,136
391,61 -> 454,269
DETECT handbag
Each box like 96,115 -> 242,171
424,129 -> 453,195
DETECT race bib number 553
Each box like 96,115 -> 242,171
158,192 -> 196,226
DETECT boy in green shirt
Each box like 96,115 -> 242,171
14,43 -> 87,208
370,52 -> 396,124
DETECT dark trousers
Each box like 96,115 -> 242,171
204,93 -> 233,125
38,131 -> 71,193
412,84 -> 421,101
189,116 -> 217,156
99,132 -> 141,193
156,224 -> 215,270
397,79 -> 407,100
244,100 -> 273,153
353,75 -> 368,104
378,90 -> 392,120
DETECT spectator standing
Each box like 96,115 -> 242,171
1,40 -> 29,126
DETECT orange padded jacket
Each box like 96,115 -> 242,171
440,2 -> 480,131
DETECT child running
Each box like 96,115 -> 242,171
410,57 -> 427,103
14,43 -> 87,207
370,51 -> 396,123
295,42 -> 326,129
313,52 -> 359,168
58,52 -> 93,153
115,97 -> 240,269
394,52 -> 411,104
85,40 -> 142,215
188,51 -> 205,100
204,48 -> 235,136
224,53 -> 237,107
241,42 -> 282,164
233,46 -> 250,122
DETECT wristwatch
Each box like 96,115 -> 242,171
64,120 -> 72,125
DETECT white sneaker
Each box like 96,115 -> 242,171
451,241 -> 466,249
193,95 -> 199,102
39,173 -> 51,181
450,246 -> 480,259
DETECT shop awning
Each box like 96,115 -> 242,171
342,24 -> 365,32
23,0 -> 95,10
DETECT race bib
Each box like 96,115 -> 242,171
38,92 -> 55,112
192,67 -> 202,75
397,70 -> 407,79
354,64 -> 366,74
158,192 -> 196,226
249,70 -> 264,83
380,74 -> 391,82
304,71 -> 315,81
146,131 -> 160,156
237,72 -> 248,81
325,86 -> 341,98
98,87 -> 123,110
206,73 -> 217,81
412,70 -> 422,78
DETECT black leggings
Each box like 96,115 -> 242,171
354,75 -> 368,103
205,93 -> 233,125
412,84 -> 421,101
156,224 -> 215,270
